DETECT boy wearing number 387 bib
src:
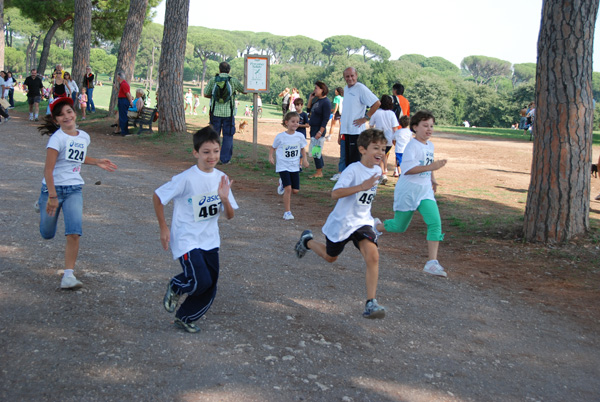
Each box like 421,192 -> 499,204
269,111 -> 309,220
153,127 -> 238,333
295,129 -> 388,319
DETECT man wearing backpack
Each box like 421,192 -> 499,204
204,62 -> 245,164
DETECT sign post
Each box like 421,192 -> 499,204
244,55 -> 270,161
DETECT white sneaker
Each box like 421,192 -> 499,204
379,175 -> 388,185
423,260 -> 447,277
61,275 -> 83,289
330,173 -> 341,181
277,178 -> 285,195
29,116 -> 34,121
283,211 -> 294,220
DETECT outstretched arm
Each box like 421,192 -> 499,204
404,159 -> 447,175
84,156 -> 118,172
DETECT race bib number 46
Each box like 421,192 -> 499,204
192,191 -> 221,222
66,139 -> 87,163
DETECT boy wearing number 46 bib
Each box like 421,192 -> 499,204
153,127 -> 238,333
295,129 -> 388,319
269,111 -> 309,220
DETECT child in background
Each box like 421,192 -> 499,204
78,87 -> 88,120
392,115 -> 411,177
375,110 -> 448,277
193,94 -> 200,115
202,105 -> 207,115
37,97 -> 118,289
294,98 -> 309,138
368,95 -> 399,184
153,126 -> 238,333
295,129 -> 387,319
269,111 -> 309,220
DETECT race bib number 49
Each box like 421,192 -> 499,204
65,139 -> 87,163
192,191 -> 221,222
357,188 -> 376,206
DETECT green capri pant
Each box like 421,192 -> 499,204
383,199 -> 444,241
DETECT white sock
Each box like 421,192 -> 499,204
29,113 -> 33,118
34,113 -> 38,118
63,269 -> 74,278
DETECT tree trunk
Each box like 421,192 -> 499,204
109,0 -> 148,113
523,0 -> 599,243
157,0 -> 189,133
0,0 -> 5,71
37,17 -> 71,75
72,0 -> 92,96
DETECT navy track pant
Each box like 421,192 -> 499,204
171,248 -> 219,323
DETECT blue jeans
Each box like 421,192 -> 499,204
118,98 -> 129,135
39,184 -> 83,238
338,138 -> 346,172
86,88 -> 95,112
211,115 -> 235,163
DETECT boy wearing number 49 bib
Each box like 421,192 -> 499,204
153,127 -> 238,333
295,129 -> 388,319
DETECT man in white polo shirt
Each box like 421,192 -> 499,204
340,67 -> 381,167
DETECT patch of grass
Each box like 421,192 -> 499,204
438,125 -> 600,145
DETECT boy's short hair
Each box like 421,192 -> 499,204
380,95 -> 393,111
399,115 -> 410,128
357,128 -> 387,150
410,110 -> 436,133
392,83 -> 405,95
193,126 -> 220,151
293,97 -> 303,106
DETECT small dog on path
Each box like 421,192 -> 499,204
592,164 -> 598,178
238,120 -> 248,135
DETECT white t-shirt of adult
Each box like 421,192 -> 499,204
66,79 -> 79,94
272,131 -> 307,173
155,166 -> 239,259
393,127 -> 413,153
393,138 -> 436,211
322,161 -> 381,242
369,109 -> 399,146
339,82 -> 379,135
0,76 -> 5,97
42,128 -> 90,186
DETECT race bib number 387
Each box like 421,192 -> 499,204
192,191 -> 222,222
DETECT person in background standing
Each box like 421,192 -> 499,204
83,66 -> 96,113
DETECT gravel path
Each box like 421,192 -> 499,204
1,114 -> 598,401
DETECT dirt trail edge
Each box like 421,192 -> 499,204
1,115 -> 598,402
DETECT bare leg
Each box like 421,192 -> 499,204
427,240 -> 439,261
283,186 -> 292,213
358,239 -> 379,300
65,234 -> 80,270
306,239 -> 337,263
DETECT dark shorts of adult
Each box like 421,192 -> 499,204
334,111 -> 341,121
282,103 -> 289,116
27,96 -> 41,105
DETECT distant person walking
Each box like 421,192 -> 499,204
204,61 -> 245,164
23,68 -> 43,121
